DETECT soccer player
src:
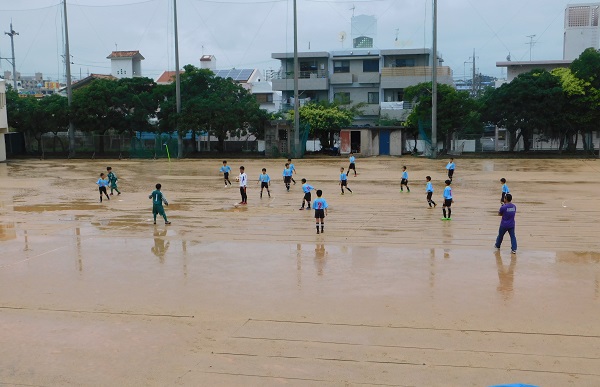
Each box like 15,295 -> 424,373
495,193 -> 517,254
500,178 -> 510,204
442,179 -> 453,220
426,176 -> 436,208
401,166 -> 410,192
106,166 -> 121,195
258,168 -> 271,198
149,183 -> 170,225
299,178 -> 314,210
96,173 -> 110,202
220,160 -> 232,187
238,166 -> 248,205
312,189 -> 328,234
347,152 -> 357,176
287,158 -> 297,185
340,167 -> 353,194
282,163 -> 293,192
446,158 -> 455,182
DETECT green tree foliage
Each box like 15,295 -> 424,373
570,48 -> 600,90
404,82 -> 481,151
482,69 -> 565,151
289,101 -> 357,149
157,65 -> 266,154
6,91 -> 69,153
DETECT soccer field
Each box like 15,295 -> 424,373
1,157 -> 599,386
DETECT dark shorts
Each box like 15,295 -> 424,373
427,192 -> 433,201
99,186 -> 107,194
224,172 -> 229,179
401,178 -> 408,185
284,176 -> 291,184
341,180 -> 348,187
349,163 -> 356,170
304,192 -> 312,202
448,169 -> 454,178
443,199 -> 452,207
152,204 -> 165,216
261,182 -> 269,189
314,209 -> 325,219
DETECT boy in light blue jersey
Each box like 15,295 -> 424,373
442,179 -> 453,220
106,166 -> 121,195
500,178 -> 510,204
446,158 -> 455,181
401,166 -> 410,192
299,178 -> 315,210
220,160 -> 232,187
96,173 -> 110,202
258,168 -> 271,198
149,183 -> 171,225
282,163 -> 293,191
347,152 -> 357,176
287,158 -> 297,185
312,189 -> 329,234
339,167 -> 353,194
426,176 -> 436,208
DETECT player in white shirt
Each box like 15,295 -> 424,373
238,166 -> 248,205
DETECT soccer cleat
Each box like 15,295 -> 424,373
110,193 -> 113,196
153,221 -> 156,224
165,221 -> 171,225
307,207 -> 311,210
299,208 -> 304,210
433,203 -> 437,208
494,245 -> 500,250
511,250 -> 517,254
118,192 -> 121,195
316,230 -> 320,234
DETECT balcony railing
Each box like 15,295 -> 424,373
274,70 -> 328,80
381,66 -> 452,77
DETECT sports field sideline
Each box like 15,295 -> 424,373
1,157 -> 599,386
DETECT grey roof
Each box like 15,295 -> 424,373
496,60 -> 573,67
272,52 -> 330,59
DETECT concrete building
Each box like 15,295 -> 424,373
564,3 -> 600,60
1,80 -> 8,162
271,48 -> 453,155
495,59 -> 573,82
107,51 -> 144,79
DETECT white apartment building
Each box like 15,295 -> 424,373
107,51 -> 144,79
564,3 -> 600,60
271,48 -> 453,125
0,80 -> 8,161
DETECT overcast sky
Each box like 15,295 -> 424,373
0,0 -> 572,82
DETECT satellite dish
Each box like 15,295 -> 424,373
338,31 -> 347,47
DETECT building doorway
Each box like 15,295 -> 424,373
351,131 -> 361,153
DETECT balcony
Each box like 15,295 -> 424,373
330,73 -> 353,84
380,66 -> 453,88
357,73 -> 380,84
380,101 -> 414,121
359,104 -> 380,116
272,70 -> 329,91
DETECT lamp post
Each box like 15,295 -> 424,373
431,0 -> 438,158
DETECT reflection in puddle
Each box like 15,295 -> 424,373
152,227 -> 170,263
495,251 -> 516,301
0,223 -> 16,241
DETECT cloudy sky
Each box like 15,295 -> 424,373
0,0 -> 573,83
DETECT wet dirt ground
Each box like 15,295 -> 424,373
1,157 -> 599,386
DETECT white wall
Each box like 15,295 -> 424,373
111,59 -> 133,79
0,80 -> 8,134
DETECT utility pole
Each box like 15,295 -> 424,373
63,0 -> 75,158
4,22 -> 19,90
174,0 -> 182,159
526,34 -> 536,61
472,48 -> 476,96
292,0 -> 300,158
431,0 -> 438,159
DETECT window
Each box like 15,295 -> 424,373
334,92 -> 350,104
368,92 -> 379,104
395,59 -> 415,67
266,94 -> 273,103
334,60 -> 350,73
300,61 -> 317,72
363,59 -> 379,73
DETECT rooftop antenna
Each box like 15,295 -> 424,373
350,5 -> 355,18
3,21 -> 19,90
395,28 -> 399,42
526,34 -> 536,61
115,43 -> 118,51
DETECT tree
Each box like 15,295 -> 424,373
157,65 -> 265,154
72,77 -> 159,154
482,69 -> 565,152
570,48 -> 600,90
289,101 -> 357,149
404,82 -> 481,151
